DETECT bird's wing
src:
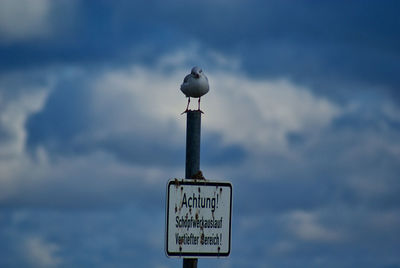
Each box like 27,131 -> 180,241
183,74 -> 192,84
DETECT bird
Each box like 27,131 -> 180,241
180,66 -> 209,114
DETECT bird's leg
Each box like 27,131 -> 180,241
197,97 -> 204,114
181,97 -> 190,114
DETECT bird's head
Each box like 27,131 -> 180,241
191,66 -> 203,78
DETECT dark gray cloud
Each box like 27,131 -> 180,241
26,79 -> 93,154
0,206 -> 171,268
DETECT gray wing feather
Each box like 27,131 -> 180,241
183,74 -> 192,83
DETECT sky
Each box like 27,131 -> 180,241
0,0 -> 399,267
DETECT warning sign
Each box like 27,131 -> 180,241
165,179 -> 232,257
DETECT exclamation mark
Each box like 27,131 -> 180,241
220,233 -> 222,245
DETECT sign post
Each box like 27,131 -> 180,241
166,110 -> 232,267
183,110 -> 201,268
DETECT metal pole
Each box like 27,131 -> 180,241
185,111 -> 201,180
183,258 -> 198,268
183,110 -> 201,268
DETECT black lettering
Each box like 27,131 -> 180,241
201,197 -> 205,208
188,196 -> 192,208
193,193 -> 197,208
206,197 -> 211,209
182,193 -> 187,208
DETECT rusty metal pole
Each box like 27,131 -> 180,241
183,110 -> 201,268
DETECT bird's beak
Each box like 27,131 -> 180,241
195,73 -> 200,78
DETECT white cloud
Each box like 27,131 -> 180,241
0,57 -> 342,205
0,0 -> 76,43
93,62 -> 340,154
0,0 -> 51,41
284,210 -> 343,242
269,240 -> 296,255
0,84 -> 49,201
0,88 -> 48,157
23,236 -> 61,268
1,52 -> 397,212
205,72 -> 341,153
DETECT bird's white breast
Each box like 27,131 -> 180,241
181,75 -> 209,98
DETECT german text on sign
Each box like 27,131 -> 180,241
165,179 -> 232,257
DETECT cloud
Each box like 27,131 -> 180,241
0,87 -> 48,158
0,0 -> 77,44
23,236 -> 61,268
1,1 -> 398,105
0,46 -> 400,267
0,0 -> 52,42
0,1 -> 398,267
1,50 -> 342,213
283,210 -> 343,242
206,72 -> 340,153
27,59 -> 340,156
3,51 -> 396,211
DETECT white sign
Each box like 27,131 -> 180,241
165,179 -> 232,257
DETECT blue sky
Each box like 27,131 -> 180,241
0,0 -> 399,267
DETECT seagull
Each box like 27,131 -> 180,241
180,66 -> 209,114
